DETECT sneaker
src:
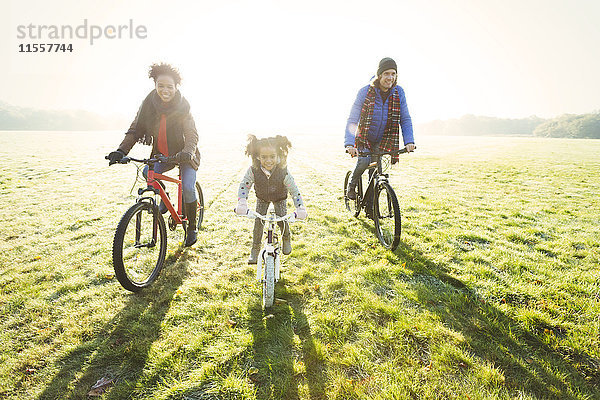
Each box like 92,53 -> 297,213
347,186 -> 356,200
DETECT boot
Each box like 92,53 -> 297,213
248,243 -> 261,264
281,223 -> 291,255
184,201 -> 198,247
282,233 -> 292,255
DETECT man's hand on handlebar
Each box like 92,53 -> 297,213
346,146 -> 358,157
405,143 -> 416,153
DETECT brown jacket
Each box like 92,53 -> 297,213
118,90 -> 201,170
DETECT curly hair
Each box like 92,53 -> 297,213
148,63 -> 182,85
245,134 -> 292,168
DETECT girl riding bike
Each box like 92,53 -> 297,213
235,135 -> 307,264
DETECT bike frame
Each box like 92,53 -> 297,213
357,154 -> 388,211
243,210 -> 296,282
145,166 -> 185,225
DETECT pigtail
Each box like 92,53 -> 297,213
273,135 -> 292,167
245,134 -> 261,167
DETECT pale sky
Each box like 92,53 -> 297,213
2,0 -> 599,133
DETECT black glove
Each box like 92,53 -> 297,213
176,151 -> 193,164
107,149 -> 125,165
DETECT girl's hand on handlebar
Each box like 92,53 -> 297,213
294,206 -> 307,220
235,199 -> 248,215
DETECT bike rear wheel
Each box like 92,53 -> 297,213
344,171 -> 363,217
263,255 -> 275,308
172,181 -> 205,245
113,201 -> 167,292
373,182 -> 401,251
195,182 -> 205,228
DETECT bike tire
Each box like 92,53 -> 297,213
344,171 -> 362,217
263,255 -> 275,308
373,181 -> 401,251
113,201 -> 167,292
195,182 -> 205,228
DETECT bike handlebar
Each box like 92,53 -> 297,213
355,147 -> 416,158
240,209 -> 297,223
105,154 -> 177,165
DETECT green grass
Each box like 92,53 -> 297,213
0,132 -> 599,399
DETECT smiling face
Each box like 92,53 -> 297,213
258,146 -> 278,171
378,68 -> 397,92
155,74 -> 177,103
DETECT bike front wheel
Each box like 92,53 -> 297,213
113,201 -> 167,292
373,181 -> 401,251
263,254 -> 275,308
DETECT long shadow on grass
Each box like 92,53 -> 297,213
246,282 -> 327,400
392,242 -> 600,399
36,252 -> 189,400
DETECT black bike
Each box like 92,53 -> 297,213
344,149 -> 410,251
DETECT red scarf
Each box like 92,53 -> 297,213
355,86 -> 401,162
157,114 -> 168,156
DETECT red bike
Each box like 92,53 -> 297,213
107,154 -> 204,291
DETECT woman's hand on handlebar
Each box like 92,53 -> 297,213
106,149 -> 125,165
405,143 -> 416,153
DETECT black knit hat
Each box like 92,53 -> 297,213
377,57 -> 397,76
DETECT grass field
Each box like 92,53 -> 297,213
0,131 -> 599,399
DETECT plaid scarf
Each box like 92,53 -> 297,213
355,85 -> 401,162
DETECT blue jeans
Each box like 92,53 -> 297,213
349,142 -> 380,188
142,162 -> 198,203
349,155 -> 372,188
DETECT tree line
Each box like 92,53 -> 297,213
532,112 -> 600,138
418,113 -> 600,138
1,100 -> 599,138
0,101 -> 125,131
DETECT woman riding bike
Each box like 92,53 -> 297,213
107,62 -> 201,247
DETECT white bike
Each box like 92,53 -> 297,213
240,209 -> 297,308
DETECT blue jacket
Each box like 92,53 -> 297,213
344,84 -> 414,148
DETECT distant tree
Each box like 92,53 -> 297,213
533,113 -> 600,139
0,101 -> 127,131
418,115 -> 545,136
